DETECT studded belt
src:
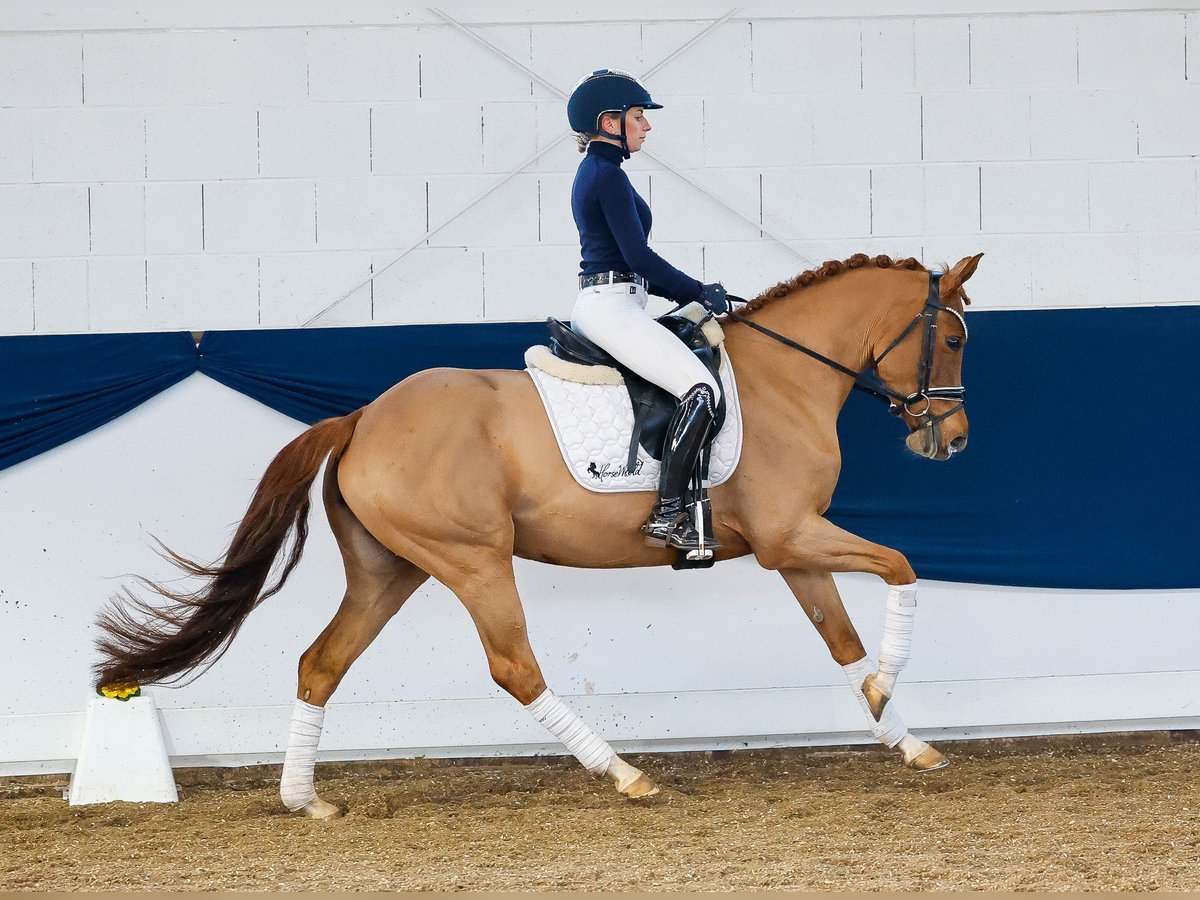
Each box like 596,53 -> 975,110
579,271 -> 648,290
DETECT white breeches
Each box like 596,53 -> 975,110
571,283 -> 721,401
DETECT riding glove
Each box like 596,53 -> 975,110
697,282 -> 729,315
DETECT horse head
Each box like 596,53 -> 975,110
872,253 -> 982,462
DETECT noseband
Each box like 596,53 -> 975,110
724,270 -> 966,431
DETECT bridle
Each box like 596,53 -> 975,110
723,270 -> 966,432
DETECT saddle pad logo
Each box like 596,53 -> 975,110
526,363 -> 744,494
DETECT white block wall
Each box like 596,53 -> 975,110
2,6 -> 1198,335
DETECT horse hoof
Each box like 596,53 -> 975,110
300,797 -> 343,820
904,746 -> 949,772
861,673 -> 889,722
620,773 -> 660,799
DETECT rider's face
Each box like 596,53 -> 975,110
600,107 -> 651,152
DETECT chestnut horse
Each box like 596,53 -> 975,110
95,252 -> 980,819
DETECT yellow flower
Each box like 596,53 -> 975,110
98,683 -> 141,701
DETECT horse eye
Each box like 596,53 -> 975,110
946,337 -> 962,351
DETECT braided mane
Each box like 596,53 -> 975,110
739,253 -> 927,314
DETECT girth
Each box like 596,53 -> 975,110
545,314 -> 727,473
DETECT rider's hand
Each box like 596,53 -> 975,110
697,282 -> 729,315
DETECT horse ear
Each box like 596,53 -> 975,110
939,253 -> 984,299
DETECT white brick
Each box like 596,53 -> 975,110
926,235 -> 1034,309
0,111 -> 34,183
922,91 -> 1030,163
144,107 -> 258,182
203,181 -> 316,253
1137,231 -> 1200,304
535,172 -> 577,248
83,30 -> 307,106
704,94 -> 811,168
641,21 -> 752,97
1089,160 -> 1196,232
484,101 -> 538,174
1028,233 -> 1139,306
862,18 -> 915,91
811,93 -> 922,165
703,239 -> 806,300
0,184 -> 88,257
259,106 -> 370,178
0,34 -> 82,107
30,109 -> 145,183
640,96 -> 704,171
648,168 -> 761,243
145,183 -> 204,254
146,255 -> 259,329
1078,12 -> 1186,89
1190,13 -> 1200,83
981,163 -> 1089,233
427,174 -> 539,248
372,247 -> 484,325
914,17 -> 970,90
1030,91 -> 1137,160
1136,88 -> 1200,158
420,24 -> 537,101
533,99 -> 576,174
482,244 -> 580,322
926,164 -> 984,236
870,165 -> 924,238
0,260 -> 34,334
969,15 -> 1078,89
89,183 -> 145,255
86,257 -> 147,332
762,167 -> 871,241
530,23 -> 642,100
306,27 -> 421,102
258,252 -> 374,327
316,176 -> 427,251
31,258 -> 88,332
751,19 -> 861,93
373,101 -> 483,176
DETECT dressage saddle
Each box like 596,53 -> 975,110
544,313 -> 727,473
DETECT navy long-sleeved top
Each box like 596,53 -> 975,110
571,141 -> 704,303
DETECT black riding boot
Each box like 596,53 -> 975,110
640,384 -> 723,552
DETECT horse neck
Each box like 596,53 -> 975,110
725,268 -> 921,417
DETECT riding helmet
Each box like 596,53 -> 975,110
567,68 -> 663,137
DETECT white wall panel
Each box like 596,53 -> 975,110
32,258 -> 89,333
88,183 -> 145,255
0,183 -> 88,258
532,100 -> 575,174
924,163 -> 984,235
1029,90 -> 1137,160
258,106 -> 371,178
704,94 -> 812,168
85,256 -> 145,332
861,19 -> 916,91
1028,232 -> 1139,306
969,14 -> 1079,89
482,244 -> 579,321
1137,231 -> 1200,304
751,18 -> 862,93
925,234 -> 1034,307
981,162 -> 1089,233
82,30 -> 308,106
1077,11 -> 1187,89
305,27 -> 421,103
0,260 -> 33,332
641,20 -> 753,97
371,247 -> 484,325
762,167 -> 872,241
202,180 -> 316,254
641,96 -> 706,171
427,174 -> 540,248
923,91 -> 1031,162
811,93 -> 922,165
372,100 -> 484,176
144,183 -> 204,255
650,169 -> 761,244
1136,88 -> 1200,159
535,172 -> 578,247
482,101 -> 539,173
870,163 -> 983,239
913,17 -> 971,89
1089,160 -> 1197,233
1189,12 -> 1199,83
258,252 -> 374,327
703,239 -> 808,297
143,107 -> 259,182
419,24 -> 537,101
314,176 -> 428,251
145,254 -> 258,330
0,110 -> 34,184
29,108 -> 145,183
530,23 -> 642,99
0,33 -> 81,108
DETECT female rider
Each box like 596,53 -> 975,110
566,69 -> 730,553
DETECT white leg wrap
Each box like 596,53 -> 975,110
843,656 -> 907,748
280,699 -> 324,811
876,581 -> 917,695
526,688 -> 616,775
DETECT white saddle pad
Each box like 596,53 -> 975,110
525,351 -> 744,494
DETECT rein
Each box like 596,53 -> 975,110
723,270 -> 966,431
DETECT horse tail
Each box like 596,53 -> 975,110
93,408 -> 365,690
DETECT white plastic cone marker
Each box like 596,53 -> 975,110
67,692 -> 178,805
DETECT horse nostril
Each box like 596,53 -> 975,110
949,436 -> 967,453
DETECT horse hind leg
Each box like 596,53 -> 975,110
280,464 -> 431,820
448,557 -> 658,799
780,568 -> 947,772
